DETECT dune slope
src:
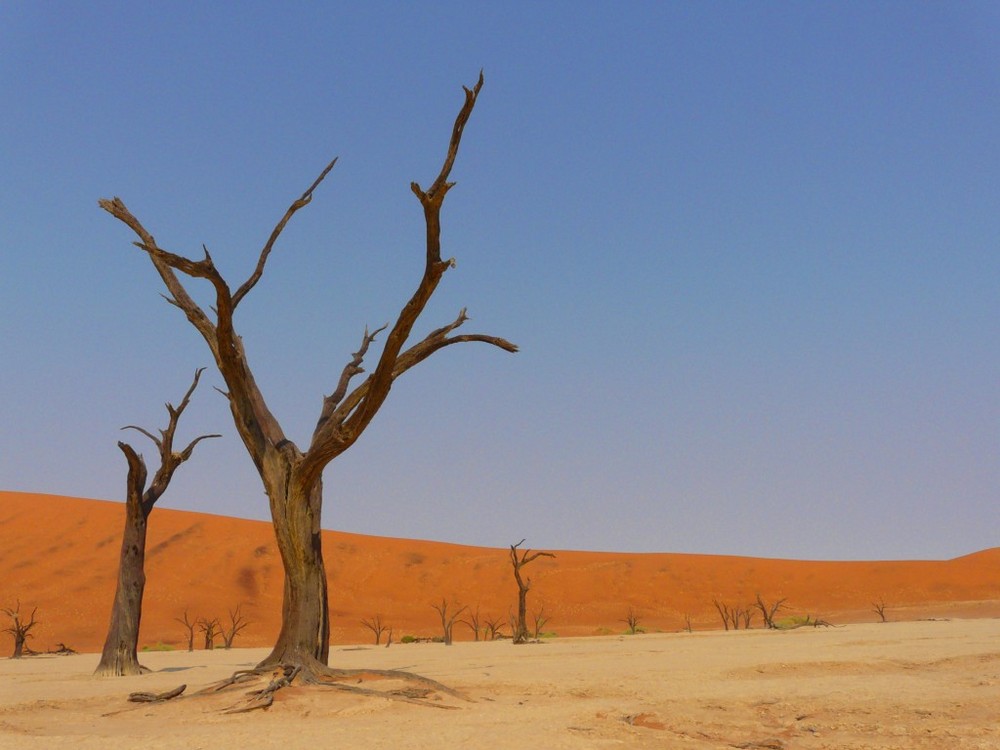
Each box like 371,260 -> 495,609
1,491 -> 997,654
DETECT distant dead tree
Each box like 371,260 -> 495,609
431,599 -> 467,645
460,606 -> 483,642
509,540 -> 555,644
753,594 -> 787,630
620,606 -> 642,635
683,614 -> 693,633
483,614 -> 505,641
198,617 -> 221,650
176,610 -> 197,652
95,370 -> 220,677
360,614 -> 389,645
100,73 -> 515,683
712,600 -> 733,631
3,601 -> 38,659
872,597 -> 888,623
531,605 -> 550,639
222,605 -> 251,649
738,607 -> 754,630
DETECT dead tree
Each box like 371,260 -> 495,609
176,610 -> 197,652
431,599 -> 467,645
360,614 -> 388,645
753,594 -> 787,630
483,614 -> 505,641
460,606 -> 482,641
872,597 -> 888,623
100,73 -> 514,678
620,606 -> 642,635
531,605 -> 550,639
509,540 -> 555,644
738,607 -> 754,630
222,605 -> 251,649
712,599 -> 733,631
198,617 -> 221,650
3,601 -> 38,658
95,370 -> 219,677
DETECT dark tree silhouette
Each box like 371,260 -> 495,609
100,74 -> 513,698
198,617 -> 221,650
460,606 -> 483,642
620,606 -> 642,635
360,614 -> 388,645
431,599 -> 467,645
753,593 -> 787,630
222,605 -> 251,649
176,610 -> 197,652
3,601 -> 38,659
509,540 -> 555,644
872,597 -> 888,623
95,370 -> 219,676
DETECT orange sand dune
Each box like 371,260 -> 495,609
1,491 -> 998,655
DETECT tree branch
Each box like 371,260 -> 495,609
232,157 -> 338,308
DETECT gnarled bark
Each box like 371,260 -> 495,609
99,73 -> 514,672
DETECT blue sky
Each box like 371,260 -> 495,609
1,3 -> 997,560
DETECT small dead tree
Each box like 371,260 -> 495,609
620,606 -> 642,635
460,606 -> 482,642
872,597 -> 888,623
95,370 -> 220,676
431,599 -> 467,645
712,599 -> 733,631
753,594 -> 787,630
198,617 -> 221,650
531,605 -> 550,639
683,614 -> 693,633
738,606 -> 754,630
483,614 -> 505,641
509,540 -> 555,644
360,614 -> 389,645
176,610 -> 197,652
3,601 -> 39,659
222,605 -> 251,649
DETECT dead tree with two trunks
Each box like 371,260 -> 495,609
95,371 -> 219,676
100,73 -> 514,703
509,540 -> 555,644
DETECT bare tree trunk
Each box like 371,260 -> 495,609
258,477 -> 329,667
96,497 -> 150,675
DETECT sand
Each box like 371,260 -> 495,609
0,619 -> 998,749
2,490 -> 999,746
2,491 -> 999,655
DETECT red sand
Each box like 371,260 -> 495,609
1,490 -> 998,654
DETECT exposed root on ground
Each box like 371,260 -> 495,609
174,661 -> 472,714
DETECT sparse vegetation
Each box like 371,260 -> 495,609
620,606 -> 643,635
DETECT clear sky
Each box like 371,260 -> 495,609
1,3 -> 997,561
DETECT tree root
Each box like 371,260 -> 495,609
193,661 -> 471,713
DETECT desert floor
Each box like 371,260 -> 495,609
0,618 -> 997,749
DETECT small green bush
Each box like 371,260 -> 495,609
400,635 -> 417,644
141,641 -> 175,652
